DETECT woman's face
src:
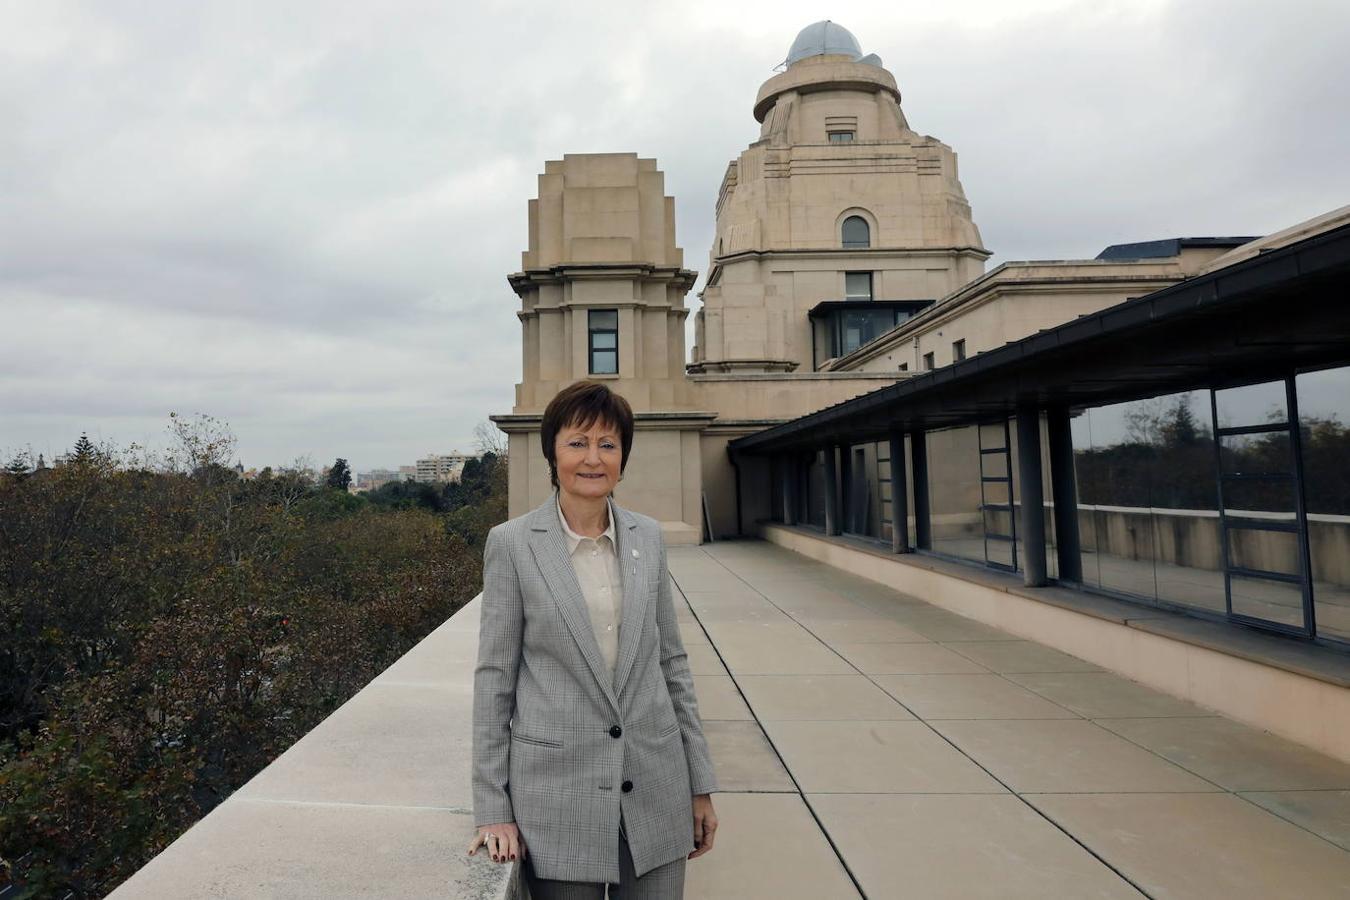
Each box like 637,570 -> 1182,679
554,418 -> 622,501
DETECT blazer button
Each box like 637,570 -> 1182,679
621,780 -> 634,793
610,725 -> 622,738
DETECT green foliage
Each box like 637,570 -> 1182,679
0,424 -> 505,897
325,458 -> 352,491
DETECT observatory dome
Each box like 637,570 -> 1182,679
786,20 -> 862,65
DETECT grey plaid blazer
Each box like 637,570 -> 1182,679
472,491 -> 718,883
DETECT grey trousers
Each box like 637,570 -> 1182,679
523,815 -> 687,899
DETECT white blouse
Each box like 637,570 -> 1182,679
556,494 -> 623,680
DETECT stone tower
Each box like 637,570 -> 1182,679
689,20 -> 989,374
494,153 -> 715,542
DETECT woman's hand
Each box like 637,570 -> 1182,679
689,794 -> 718,859
467,822 -> 525,864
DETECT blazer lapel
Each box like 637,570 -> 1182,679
611,500 -> 648,699
526,494 -> 621,715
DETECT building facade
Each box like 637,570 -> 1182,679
494,19 -> 1350,657
414,453 -> 474,484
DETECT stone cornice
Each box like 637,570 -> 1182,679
491,411 -> 719,432
508,264 -> 698,297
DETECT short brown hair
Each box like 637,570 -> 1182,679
541,381 -> 635,490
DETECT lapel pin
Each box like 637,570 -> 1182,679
631,548 -> 640,558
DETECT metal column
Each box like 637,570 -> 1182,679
910,429 -> 931,550
1016,407 -> 1048,587
888,429 -> 910,553
837,441 -> 852,534
823,446 -> 840,536
1046,405 -> 1082,583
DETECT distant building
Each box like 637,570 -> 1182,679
415,453 -> 475,484
355,469 -> 405,492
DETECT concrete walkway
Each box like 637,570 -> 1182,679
674,540 -> 1350,900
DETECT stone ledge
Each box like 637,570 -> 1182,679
108,596 -> 522,899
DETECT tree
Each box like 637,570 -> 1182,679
474,420 -> 507,456
71,432 -> 99,466
326,458 -> 352,491
4,452 -> 30,480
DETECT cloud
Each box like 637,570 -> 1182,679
2,0 -> 1347,469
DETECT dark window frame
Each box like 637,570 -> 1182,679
841,216 -> 871,249
588,309 -> 619,375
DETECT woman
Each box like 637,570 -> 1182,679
467,380 -> 718,898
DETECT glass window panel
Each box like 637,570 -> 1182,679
1122,390 -> 1225,614
841,216 -> 870,248
590,350 -> 617,374
986,537 -> 1014,568
927,425 -> 984,564
1230,574 -> 1305,628
589,309 -> 618,329
1216,380 -> 1288,429
1221,476 -> 1298,515
983,479 -> 1010,507
1071,409 -> 1101,588
592,332 -> 616,349
1226,526 -> 1302,578
984,507 -> 1014,538
1295,365 -> 1350,642
845,271 -> 872,300
1219,431 -> 1293,475
1075,398 -> 1159,602
829,131 -> 855,143
979,422 -> 1007,451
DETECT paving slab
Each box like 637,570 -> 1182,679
762,720 -> 1005,794
1097,716 -> 1350,791
702,720 -> 795,792
713,635 -> 854,675
683,793 -> 860,899
795,617 -> 929,643
1007,671 -> 1213,719
934,719 -> 1219,793
1028,792 -> 1350,899
809,793 -> 1140,899
946,640 -> 1102,673
684,642 -> 728,676
872,674 -> 1080,720
691,675 -> 754,720
1240,790 -> 1350,851
678,622 -> 710,646
736,675 -> 915,721
833,641 -> 989,674
899,614 -> 1022,643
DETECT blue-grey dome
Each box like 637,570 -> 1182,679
786,20 -> 862,65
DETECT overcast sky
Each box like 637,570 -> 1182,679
3,0 -> 1348,472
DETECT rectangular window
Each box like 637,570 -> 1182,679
953,339 -> 966,361
923,352 -> 935,371
898,362 -> 908,372
844,271 -> 872,301
588,309 -> 618,375
828,131 -> 855,142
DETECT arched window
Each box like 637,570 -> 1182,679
842,215 -> 870,249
